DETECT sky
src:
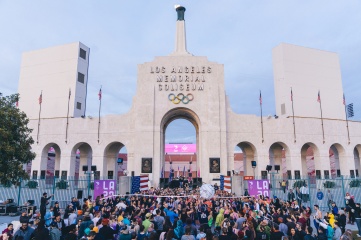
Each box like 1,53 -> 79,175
0,1 -> 360,144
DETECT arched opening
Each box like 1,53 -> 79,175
329,144 -> 345,178
71,143 -> 93,179
40,143 -> 61,181
269,142 -> 289,180
354,145 -> 361,177
233,142 -> 257,176
103,142 -> 128,180
160,107 -> 200,188
301,142 -> 319,181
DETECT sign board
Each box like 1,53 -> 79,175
248,180 -> 270,197
93,180 -> 116,198
243,176 -> 254,180
165,144 -> 196,154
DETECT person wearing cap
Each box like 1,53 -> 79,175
78,214 -> 93,239
40,192 -> 53,220
142,212 -> 152,233
98,219 -> 119,240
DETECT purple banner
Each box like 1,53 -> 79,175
248,180 -> 270,197
165,144 -> 196,154
93,180 -> 117,198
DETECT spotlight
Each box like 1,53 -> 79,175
266,165 -> 272,172
274,115 -> 278,119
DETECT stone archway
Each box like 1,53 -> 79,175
103,142 -> 127,179
234,142 -> 257,177
40,143 -> 61,180
300,142 -> 319,180
354,145 -> 361,177
329,143 -> 345,178
269,142 -> 290,180
70,142 -> 93,178
160,107 -> 201,180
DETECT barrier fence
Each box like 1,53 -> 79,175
0,175 -> 360,211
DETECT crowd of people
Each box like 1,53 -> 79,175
1,186 -> 361,240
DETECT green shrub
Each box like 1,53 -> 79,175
293,180 -> 306,188
323,181 -> 336,188
26,180 -> 38,189
56,180 -> 68,189
349,179 -> 361,188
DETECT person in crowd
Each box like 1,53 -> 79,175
338,210 -> 347,234
13,222 -> 35,240
49,222 -> 61,240
326,190 -> 333,211
40,192 -> 53,220
333,221 -> 342,240
2,223 -> 14,240
355,202 -> 361,238
33,220 -> 50,240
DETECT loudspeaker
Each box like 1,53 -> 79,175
131,171 -> 135,177
227,171 -> 231,176
266,165 -> 272,171
251,161 -> 257,167
275,165 -> 280,171
77,190 -> 83,199
27,200 -> 35,205
82,165 -> 88,172
91,165 -> 97,171
117,158 -> 123,164
7,199 -> 14,204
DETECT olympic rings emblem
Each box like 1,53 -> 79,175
168,93 -> 194,104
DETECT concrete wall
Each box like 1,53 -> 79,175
18,42 -> 89,119
273,43 -> 344,120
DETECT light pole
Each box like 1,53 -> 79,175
83,165 -> 97,197
251,160 -> 257,178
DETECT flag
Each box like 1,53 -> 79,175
131,176 -> 140,194
98,88 -> 102,100
343,94 -> 346,106
317,91 -> 321,103
161,165 -> 164,178
259,91 -> 262,105
291,88 -> 293,102
220,175 -> 231,193
177,166 -> 180,177
39,92 -> 42,104
131,175 -> 149,193
183,166 -> 185,176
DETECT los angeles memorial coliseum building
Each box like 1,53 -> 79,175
17,6 -> 361,191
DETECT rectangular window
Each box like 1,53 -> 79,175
76,102 -> 82,110
294,170 -> 301,179
281,103 -> 286,115
356,170 -> 359,177
261,171 -> 268,179
324,170 -> 330,179
78,72 -> 85,83
316,170 -> 321,179
287,170 -> 292,179
54,170 -> 60,178
40,170 -> 46,179
350,170 -> 355,178
79,48 -> 86,60
108,171 -> 114,180
336,169 -> 341,177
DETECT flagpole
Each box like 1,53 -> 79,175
318,91 -> 325,144
97,86 -> 102,143
259,90 -> 264,143
344,94 -> 350,144
291,88 -> 296,143
65,88 -> 71,144
36,91 -> 42,144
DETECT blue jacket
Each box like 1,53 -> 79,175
164,208 -> 178,224
14,227 -> 35,240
